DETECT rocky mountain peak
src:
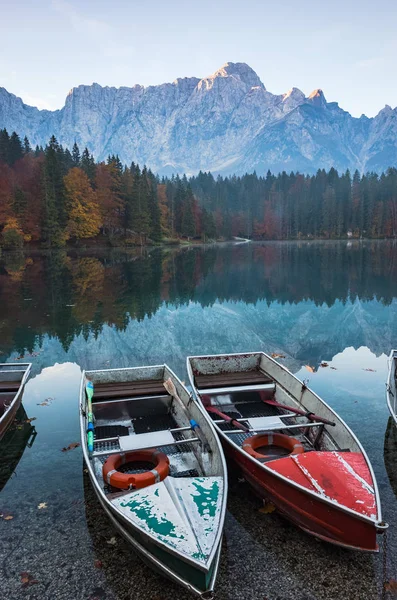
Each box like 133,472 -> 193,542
203,62 -> 265,91
308,88 -> 327,106
0,63 -> 396,175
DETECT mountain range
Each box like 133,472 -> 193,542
1,62 -> 397,176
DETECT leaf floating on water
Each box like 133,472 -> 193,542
61,442 -> 81,452
106,536 -> 117,545
330,366 -> 338,370
271,353 -> 286,359
37,397 -> 54,407
25,417 -> 37,424
305,365 -> 315,373
37,502 -> 47,510
259,501 -> 276,514
385,579 -> 397,594
320,362 -> 329,368
20,572 -> 38,588
4,515 -> 14,520
363,368 -> 376,372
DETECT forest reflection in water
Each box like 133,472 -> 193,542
0,240 -> 396,365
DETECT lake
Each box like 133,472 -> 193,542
0,240 -> 396,600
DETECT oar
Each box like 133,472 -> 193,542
259,392 -> 335,426
205,405 -> 250,432
85,380 -> 95,452
163,378 -> 211,452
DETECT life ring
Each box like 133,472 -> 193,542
102,449 -> 170,490
243,433 -> 304,461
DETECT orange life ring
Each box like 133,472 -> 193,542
102,449 -> 170,490
242,433 -> 305,461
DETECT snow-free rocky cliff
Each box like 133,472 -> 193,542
1,62 -> 397,175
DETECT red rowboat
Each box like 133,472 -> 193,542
187,352 -> 388,551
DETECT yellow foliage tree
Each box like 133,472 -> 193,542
64,168 -> 101,240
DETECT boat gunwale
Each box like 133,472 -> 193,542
0,363 -> 32,431
186,351 -> 384,528
79,364 -> 227,576
387,349 -> 397,426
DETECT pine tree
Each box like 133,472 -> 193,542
23,136 -> 31,154
72,142 -> 81,167
9,132 -> 24,165
147,171 -> 161,241
81,148 -> 96,183
181,185 -> 196,238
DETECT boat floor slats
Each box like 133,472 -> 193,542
95,424 -> 129,439
235,401 -> 280,419
93,381 -> 166,401
195,370 -> 272,389
132,413 -> 177,434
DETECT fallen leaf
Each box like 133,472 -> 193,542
330,366 -> 338,370
305,365 -> 314,373
106,536 -> 117,546
259,501 -> 276,514
320,362 -> 329,368
271,353 -> 286,359
25,417 -> 37,424
94,559 -> 103,569
20,572 -> 38,588
385,579 -> 397,593
0,510 -> 13,520
37,502 -> 47,510
61,442 -> 81,452
363,368 -> 376,372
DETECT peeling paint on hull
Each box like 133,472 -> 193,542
224,441 -> 378,552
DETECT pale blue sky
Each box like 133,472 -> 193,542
1,0 -> 396,117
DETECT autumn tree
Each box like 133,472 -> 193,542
64,167 -> 101,239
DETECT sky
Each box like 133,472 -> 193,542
1,0 -> 396,117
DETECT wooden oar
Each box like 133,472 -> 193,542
163,378 -> 211,452
85,380 -> 95,452
259,392 -> 335,426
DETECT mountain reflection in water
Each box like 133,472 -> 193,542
0,241 -> 396,373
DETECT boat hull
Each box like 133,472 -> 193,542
0,392 -> 22,440
221,438 -> 379,552
90,473 -> 219,598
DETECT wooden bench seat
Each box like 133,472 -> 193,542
0,381 -> 20,392
195,370 -> 272,390
93,379 -> 166,401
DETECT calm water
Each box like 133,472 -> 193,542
1,240 -> 397,600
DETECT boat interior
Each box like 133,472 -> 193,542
0,364 -> 30,418
85,369 -> 223,497
192,367 -> 339,459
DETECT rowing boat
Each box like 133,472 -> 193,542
387,349 -> 397,426
187,351 -> 388,552
79,364 -> 227,598
0,363 -> 31,439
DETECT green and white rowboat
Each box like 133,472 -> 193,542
79,365 -> 227,598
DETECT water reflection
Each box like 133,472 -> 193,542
1,241 -> 397,369
0,405 -> 36,492
384,417 -> 397,501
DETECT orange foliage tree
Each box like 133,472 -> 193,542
64,167 -> 101,240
